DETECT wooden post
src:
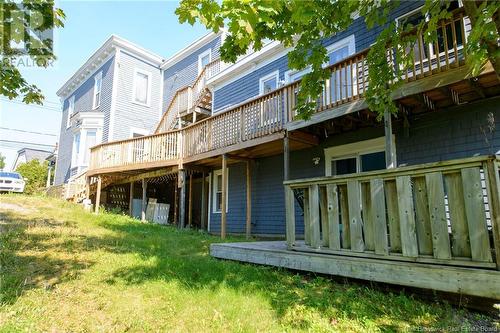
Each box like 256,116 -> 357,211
141,178 -> 147,222
188,173 -> 193,227
221,154 -> 228,239
173,179 -> 178,225
129,181 -> 134,216
283,133 -> 290,181
485,159 -> 500,270
94,176 -> 102,214
384,111 -> 396,169
246,161 -> 252,239
201,172 -> 207,230
85,176 -> 91,199
46,167 -> 52,188
178,169 -> 186,228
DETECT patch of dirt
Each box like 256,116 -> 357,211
0,202 -> 32,214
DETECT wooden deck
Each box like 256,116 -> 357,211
84,11 -> 496,178
210,241 -> 500,300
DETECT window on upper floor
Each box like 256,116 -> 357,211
83,130 -> 97,165
212,169 -> 228,213
93,72 -> 102,109
66,95 -> 75,129
71,132 -> 81,167
198,49 -> 211,74
259,71 -> 279,95
133,69 -> 151,106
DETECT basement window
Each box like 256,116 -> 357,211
212,169 -> 228,213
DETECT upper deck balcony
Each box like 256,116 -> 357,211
88,11 -> 498,177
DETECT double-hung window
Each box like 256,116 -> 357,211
133,69 -> 151,106
212,169 -> 228,213
259,71 -> 280,126
198,49 -> 211,74
66,95 -> 75,129
93,72 -> 102,109
72,132 -> 81,167
83,130 -> 97,165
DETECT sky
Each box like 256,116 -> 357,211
0,0 -> 209,171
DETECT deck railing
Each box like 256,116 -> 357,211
156,58 -> 223,133
284,156 -> 500,270
88,12 -> 471,174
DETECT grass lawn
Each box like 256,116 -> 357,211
0,195 -> 498,332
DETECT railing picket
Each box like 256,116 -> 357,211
461,167 -> 493,262
285,186 -> 296,248
347,180 -> 364,252
396,176 -> 418,257
326,184 -> 341,250
339,185 -> 350,249
413,176 -> 433,255
319,187 -> 329,247
385,180 -> 402,253
425,172 -> 452,259
303,188 -> 311,246
309,184 -> 321,249
361,182 -> 374,251
370,179 -> 389,255
445,172 -> 471,258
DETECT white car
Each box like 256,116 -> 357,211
0,172 -> 26,193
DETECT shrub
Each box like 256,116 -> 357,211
15,159 -> 48,195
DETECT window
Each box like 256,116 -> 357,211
83,130 -> 97,165
259,71 -> 279,95
93,72 -> 102,109
72,132 -> 81,167
66,95 -> 75,128
133,69 -> 151,106
198,49 -> 211,74
324,137 -> 394,176
326,36 -> 356,103
212,169 -> 228,213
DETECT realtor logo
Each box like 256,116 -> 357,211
0,1 -> 56,67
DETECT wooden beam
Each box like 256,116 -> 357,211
94,176 -> 102,214
141,178 -> 147,222
173,180 -> 178,225
288,130 -> 319,146
467,78 -> 486,98
246,161 -> 252,239
129,181 -> 134,216
188,173 -> 193,227
178,169 -> 186,228
85,176 -> 90,199
221,154 -> 228,239
115,166 -> 178,185
226,154 -> 253,162
384,111 -> 396,169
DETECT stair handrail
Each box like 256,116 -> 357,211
155,58 -> 222,133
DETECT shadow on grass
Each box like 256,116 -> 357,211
0,201 -> 494,331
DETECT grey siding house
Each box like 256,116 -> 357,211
54,35 -> 164,185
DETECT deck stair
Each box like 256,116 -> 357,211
156,59 -> 222,133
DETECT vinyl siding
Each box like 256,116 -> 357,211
209,100 -> 500,235
162,36 -> 221,113
112,50 -> 162,140
54,56 -> 115,185
213,1 -> 423,112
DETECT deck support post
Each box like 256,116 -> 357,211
85,176 -> 90,199
141,178 -> 147,222
221,154 -> 228,239
384,111 -> 396,169
246,161 -> 252,239
46,166 -> 52,188
129,181 -> 134,216
94,176 -> 102,214
173,179 -> 178,225
201,172 -> 207,230
284,132 -> 295,247
188,173 -> 193,228
178,169 -> 186,228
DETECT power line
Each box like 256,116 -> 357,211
0,98 -> 62,112
0,127 -> 58,137
0,139 -> 56,147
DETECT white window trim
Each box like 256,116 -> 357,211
82,129 -> 98,166
324,136 -> 396,176
92,71 -> 103,109
129,126 -> 149,138
259,70 -> 279,95
212,169 -> 229,213
132,68 -> 152,107
66,95 -> 75,129
198,49 -> 212,74
284,35 -> 356,84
